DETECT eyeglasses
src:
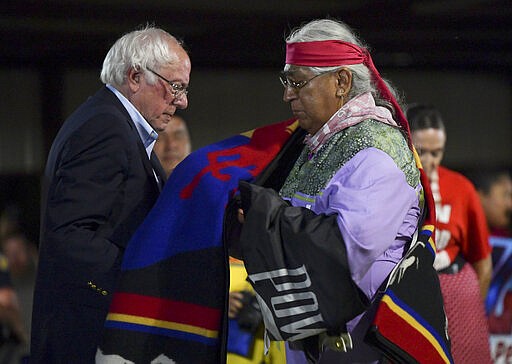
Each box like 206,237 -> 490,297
279,70 -> 334,90
147,68 -> 188,100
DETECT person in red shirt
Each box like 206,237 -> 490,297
408,103 -> 492,364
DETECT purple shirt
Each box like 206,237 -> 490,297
285,147 -> 421,363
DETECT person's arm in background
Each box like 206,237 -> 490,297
0,257 -> 27,344
472,255 -> 492,299
0,288 -> 27,343
465,179 -> 494,300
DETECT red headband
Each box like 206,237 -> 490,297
285,40 -> 412,144
285,40 -> 366,67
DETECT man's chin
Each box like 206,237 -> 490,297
156,121 -> 171,133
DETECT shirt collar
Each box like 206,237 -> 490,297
106,84 -> 158,158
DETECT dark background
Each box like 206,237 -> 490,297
1,0 -> 511,243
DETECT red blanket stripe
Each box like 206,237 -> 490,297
375,302 -> 448,363
109,292 -> 221,331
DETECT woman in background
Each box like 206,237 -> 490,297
408,103 -> 492,363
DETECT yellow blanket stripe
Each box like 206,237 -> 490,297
412,147 -> 423,169
106,313 -> 219,339
241,120 -> 299,139
421,224 -> 436,252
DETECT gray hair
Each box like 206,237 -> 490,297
100,25 -> 182,87
285,19 -> 401,111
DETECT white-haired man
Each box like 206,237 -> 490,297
31,26 -> 191,363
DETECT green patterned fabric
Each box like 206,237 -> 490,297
280,119 -> 419,199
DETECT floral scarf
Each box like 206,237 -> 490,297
305,92 -> 398,155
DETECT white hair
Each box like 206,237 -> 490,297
100,25 -> 183,88
285,19 -> 401,110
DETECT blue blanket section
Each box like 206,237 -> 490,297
226,319 -> 254,357
122,134 -> 253,270
486,236 -> 512,315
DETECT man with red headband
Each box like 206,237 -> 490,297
232,19 -> 451,363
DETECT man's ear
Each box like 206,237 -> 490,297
127,67 -> 141,91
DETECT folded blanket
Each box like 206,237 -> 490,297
97,119 -> 299,363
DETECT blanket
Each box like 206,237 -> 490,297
96,119 -> 299,363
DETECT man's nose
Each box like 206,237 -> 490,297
173,94 -> 188,109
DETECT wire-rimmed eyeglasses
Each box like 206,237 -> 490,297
147,68 -> 188,100
279,70 -> 335,90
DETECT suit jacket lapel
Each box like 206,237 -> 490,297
100,86 -> 162,194
150,151 -> 167,192
134,141 -> 161,194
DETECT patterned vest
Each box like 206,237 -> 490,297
280,119 -> 419,199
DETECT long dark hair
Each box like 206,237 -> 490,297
406,103 -> 445,132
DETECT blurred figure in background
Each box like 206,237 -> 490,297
0,252 -> 28,363
153,114 -> 192,177
408,103 -> 492,363
1,232 -> 37,346
472,169 -> 512,237
470,168 -> 512,362
0,205 -> 33,245
0,204 -> 37,360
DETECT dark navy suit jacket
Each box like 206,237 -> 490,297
31,86 -> 166,363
